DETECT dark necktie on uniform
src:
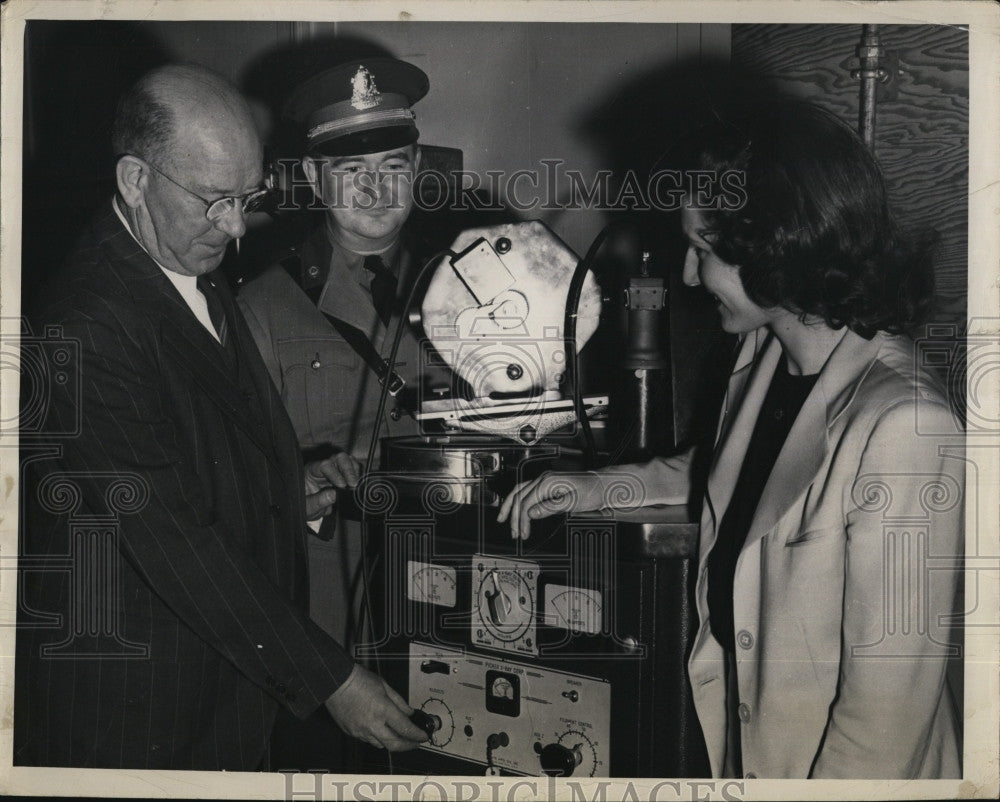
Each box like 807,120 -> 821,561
363,254 -> 398,326
197,274 -> 229,348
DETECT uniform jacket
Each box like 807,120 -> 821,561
666,327 -> 964,778
238,222 -> 449,460
16,206 -> 354,770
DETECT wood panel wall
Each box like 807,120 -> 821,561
731,24 -> 969,332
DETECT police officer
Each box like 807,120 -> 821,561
238,60 -> 450,763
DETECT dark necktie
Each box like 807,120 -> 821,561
363,255 -> 398,326
197,274 -> 229,348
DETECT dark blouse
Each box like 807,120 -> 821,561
708,353 -> 820,653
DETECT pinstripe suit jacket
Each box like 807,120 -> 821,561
16,206 -> 354,770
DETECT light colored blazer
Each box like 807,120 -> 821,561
696,327 -> 964,778
645,327 -> 964,778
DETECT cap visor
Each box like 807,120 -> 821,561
310,125 -> 419,157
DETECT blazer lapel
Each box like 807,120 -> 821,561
742,328 -> 883,548
705,330 -> 782,529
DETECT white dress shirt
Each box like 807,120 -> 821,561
112,198 -> 222,343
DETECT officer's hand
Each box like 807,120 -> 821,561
324,665 -> 427,751
304,453 -> 362,520
497,471 -> 605,540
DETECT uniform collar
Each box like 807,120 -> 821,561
296,218 -> 402,293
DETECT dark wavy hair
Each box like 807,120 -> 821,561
684,101 -> 935,338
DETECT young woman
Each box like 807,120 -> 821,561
498,101 -> 964,779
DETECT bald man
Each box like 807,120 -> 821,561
15,64 -> 426,771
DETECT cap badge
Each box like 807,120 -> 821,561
350,66 -> 382,110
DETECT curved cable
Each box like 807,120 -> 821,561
563,219 -> 637,468
363,248 -> 455,476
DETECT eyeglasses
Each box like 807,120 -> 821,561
130,155 -> 270,221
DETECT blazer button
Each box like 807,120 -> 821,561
737,703 -> 751,723
736,630 -> 754,650
276,682 -> 288,694
270,503 -> 282,517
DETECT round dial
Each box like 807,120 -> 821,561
418,698 -> 455,748
557,730 -> 598,777
476,567 -> 534,642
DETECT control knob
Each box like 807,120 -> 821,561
409,709 -> 442,739
535,741 -> 582,777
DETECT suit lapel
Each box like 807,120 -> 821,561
97,207 -> 276,459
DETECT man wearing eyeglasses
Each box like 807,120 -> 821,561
15,63 -> 427,771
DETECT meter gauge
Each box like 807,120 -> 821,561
407,561 -> 457,607
544,585 -> 603,635
472,556 -> 538,654
485,669 -> 520,717
491,676 -> 515,699
416,698 -> 455,748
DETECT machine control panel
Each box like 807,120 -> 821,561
408,642 -> 610,776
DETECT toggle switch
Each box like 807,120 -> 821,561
420,659 -> 450,675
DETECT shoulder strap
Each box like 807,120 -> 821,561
283,245 -> 407,398
321,311 -> 407,398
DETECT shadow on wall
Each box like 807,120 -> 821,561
578,56 -> 789,258
574,59 -> 792,461
21,21 -> 172,308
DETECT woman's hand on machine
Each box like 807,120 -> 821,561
304,452 -> 362,520
497,471 -> 605,540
